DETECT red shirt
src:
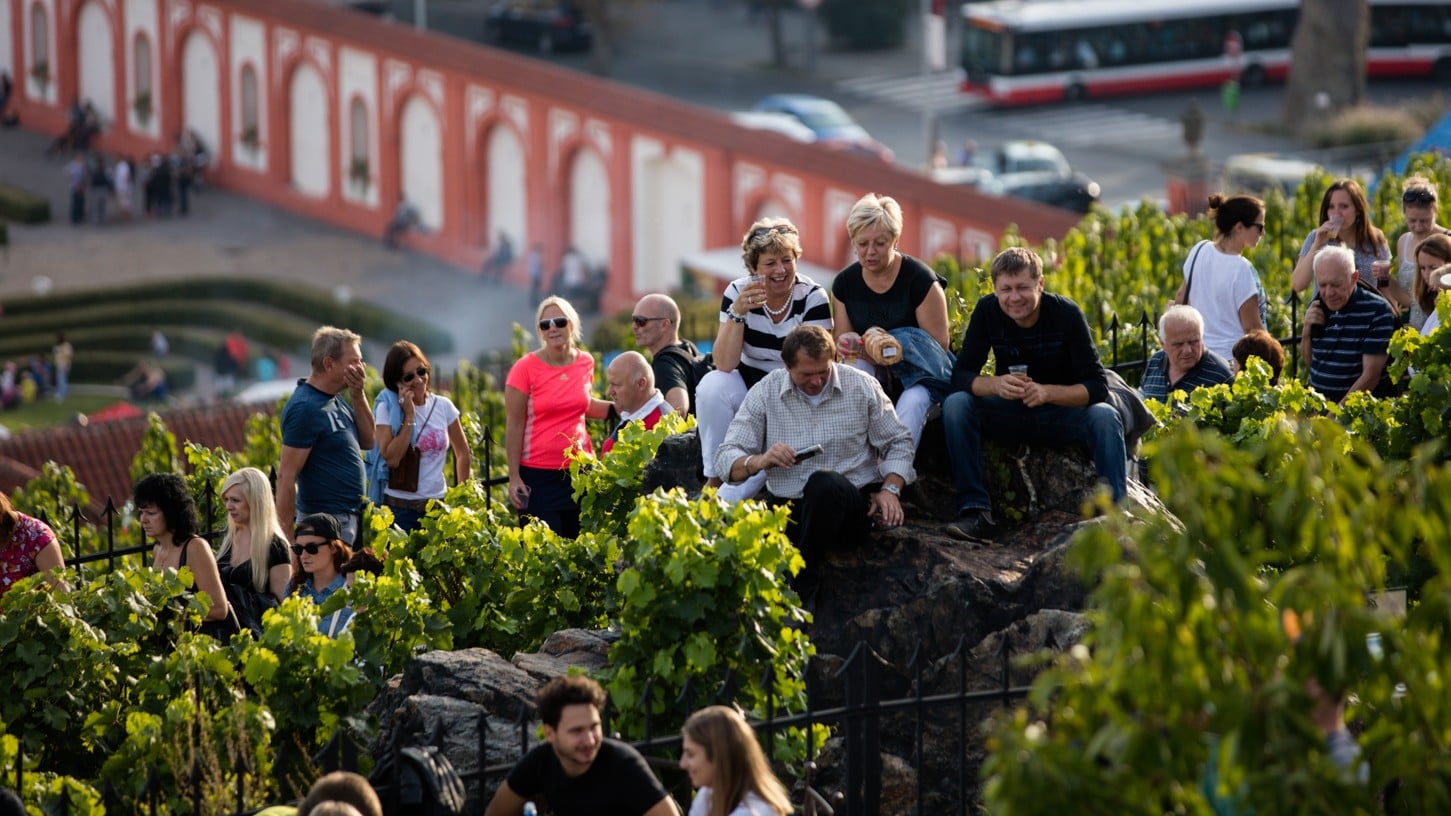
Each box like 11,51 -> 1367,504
1,514 -> 57,596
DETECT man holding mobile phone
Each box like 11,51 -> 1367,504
714,326 -> 915,581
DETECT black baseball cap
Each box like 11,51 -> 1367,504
294,512 -> 342,541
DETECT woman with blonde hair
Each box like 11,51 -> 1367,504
217,466 -> 292,634
505,295 -> 613,537
1395,178 -> 1450,329
679,706 -> 792,816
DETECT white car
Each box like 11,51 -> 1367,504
729,112 -> 817,144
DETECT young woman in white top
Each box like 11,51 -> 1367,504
1174,194 -> 1268,362
680,706 -> 792,816
374,340 -> 471,532
1412,233 -> 1451,335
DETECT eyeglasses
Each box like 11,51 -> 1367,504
402,366 -> 429,383
538,317 -> 569,330
291,541 -> 329,556
750,224 -> 797,239
1404,188 -> 1436,205
1250,222 -> 1265,232
631,316 -> 668,327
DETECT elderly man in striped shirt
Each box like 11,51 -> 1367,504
1300,245 -> 1395,405
1139,305 -> 1233,402
714,325 -> 915,582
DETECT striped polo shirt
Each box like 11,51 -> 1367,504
718,274 -> 833,386
1139,349 -> 1234,402
1308,285 -> 1394,402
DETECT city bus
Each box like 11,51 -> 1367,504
960,0 -> 1451,106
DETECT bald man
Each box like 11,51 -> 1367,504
603,351 -> 673,455
631,293 -> 705,415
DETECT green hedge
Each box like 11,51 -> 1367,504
0,278 -> 452,352
70,353 -> 197,392
0,300 -> 316,355
0,325 -> 233,362
0,183 -> 51,224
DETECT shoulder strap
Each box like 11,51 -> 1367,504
1183,240 -> 1208,306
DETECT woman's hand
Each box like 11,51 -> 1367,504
508,478 -> 530,510
733,277 -> 767,317
837,332 -> 863,359
1315,216 -> 1342,245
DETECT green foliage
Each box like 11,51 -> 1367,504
0,181 -> 52,224
570,411 -> 695,538
0,731 -> 103,816
982,419 -> 1451,814
130,412 -> 181,486
7,461 -> 101,558
1145,357 -> 1332,445
185,442 -> 236,534
336,555 -> 454,684
604,490 -> 816,760
242,408 -> 284,473
450,360 -> 507,479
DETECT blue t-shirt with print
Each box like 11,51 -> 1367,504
281,380 -> 365,516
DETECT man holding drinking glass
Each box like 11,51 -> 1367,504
941,247 -> 1125,542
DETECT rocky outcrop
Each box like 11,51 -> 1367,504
371,424 -> 1166,811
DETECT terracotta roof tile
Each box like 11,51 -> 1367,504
0,402 -> 276,513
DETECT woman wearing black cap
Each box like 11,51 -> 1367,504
287,513 -> 355,637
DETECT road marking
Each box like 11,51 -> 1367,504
987,104 -> 1182,147
836,73 -> 988,114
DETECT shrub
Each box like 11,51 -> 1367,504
0,182 -> 51,224
1311,104 -> 1423,150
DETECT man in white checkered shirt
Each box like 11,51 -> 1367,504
713,325 -> 915,578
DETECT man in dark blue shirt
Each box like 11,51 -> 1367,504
278,326 -> 375,545
1301,246 -> 1394,404
942,247 -> 1125,542
1139,305 -> 1234,402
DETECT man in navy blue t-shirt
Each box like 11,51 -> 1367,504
1301,246 -> 1394,405
277,326 -> 374,545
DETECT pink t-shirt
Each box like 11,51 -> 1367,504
1,513 -> 57,596
506,350 -> 597,469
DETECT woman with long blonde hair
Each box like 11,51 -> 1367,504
679,706 -> 792,816
217,467 -> 292,633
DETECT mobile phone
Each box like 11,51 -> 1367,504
795,444 -> 823,461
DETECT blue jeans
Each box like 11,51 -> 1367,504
941,392 -> 1127,512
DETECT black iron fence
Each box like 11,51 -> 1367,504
5,628 -> 1035,815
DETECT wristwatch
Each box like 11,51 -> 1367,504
881,483 -> 901,496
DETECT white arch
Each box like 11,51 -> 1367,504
181,32 -> 220,160
753,199 -> 792,222
76,3 -> 114,124
400,96 -> 443,231
484,124 -> 526,253
636,153 -> 701,293
568,147 -> 610,268
288,62 -> 330,198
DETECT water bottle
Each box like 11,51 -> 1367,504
523,803 -> 538,816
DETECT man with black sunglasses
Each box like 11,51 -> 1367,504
278,326 -> 374,546
631,293 -> 708,416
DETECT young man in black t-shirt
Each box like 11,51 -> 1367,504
484,676 -> 677,816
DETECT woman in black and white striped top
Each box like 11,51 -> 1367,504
698,218 -> 833,497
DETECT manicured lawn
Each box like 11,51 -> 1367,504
0,395 -> 129,432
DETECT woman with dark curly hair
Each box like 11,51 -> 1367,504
134,473 -> 229,626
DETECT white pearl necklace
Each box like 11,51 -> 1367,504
763,297 -> 790,318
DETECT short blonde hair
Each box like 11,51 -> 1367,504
845,193 -> 903,242
535,296 -> 583,346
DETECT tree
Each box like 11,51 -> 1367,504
1282,0 -> 1369,131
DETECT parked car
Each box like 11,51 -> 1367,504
981,141 -> 1100,213
485,0 -> 592,54
752,95 -> 894,162
1221,153 -> 1323,198
729,111 -> 818,143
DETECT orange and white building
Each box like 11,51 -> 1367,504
1,0 -> 1078,312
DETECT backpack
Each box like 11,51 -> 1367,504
655,342 -> 713,416
369,744 -> 466,816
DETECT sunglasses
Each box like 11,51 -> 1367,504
1404,188 -> 1436,205
750,224 -> 797,239
631,316 -> 668,327
291,541 -> 329,556
539,317 -> 569,330
402,366 -> 429,383
1249,222 -> 1265,232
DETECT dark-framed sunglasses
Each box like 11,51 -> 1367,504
1404,188 -> 1436,205
750,224 -> 797,239
1249,222 -> 1266,232
631,316 -> 668,327
291,541 -> 329,556
539,317 -> 570,330
402,366 -> 429,383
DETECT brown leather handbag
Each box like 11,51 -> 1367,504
388,444 -> 421,493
